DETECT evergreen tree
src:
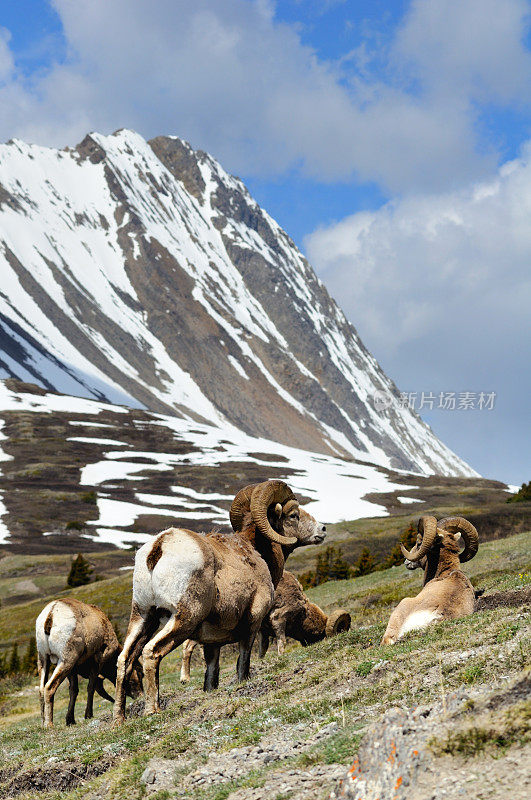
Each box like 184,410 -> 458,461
353,547 -> 376,577
507,481 -> 531,503
67,553 -> 93,587
299,545 -> 352,588
299,570 -> 316,590
23,637 -> 37,674
329,548 -> 352,580
0,652 -> 7,679
315,549 -> 331,585
8,643 -> 20,675
384,523 -> 418,568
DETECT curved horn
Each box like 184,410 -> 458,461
325,609 -> 351,637
250,480 -> 298,546
400,516 -> 438,562
437,516 -> 479,562
229,483 -> 258,531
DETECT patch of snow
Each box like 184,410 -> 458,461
0,382 -> 128,416
0,419 -> 12,543
80,459 -> 172,485
69,437 -> 130,446
397,496 -> 423,504
227,355 -> 249,380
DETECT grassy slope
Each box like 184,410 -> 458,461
0,531 -> 529,799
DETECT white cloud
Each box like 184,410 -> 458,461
0,0 -> 528,192
306,144 -> 531,352
305,146 -> 531,482
0,28 -> 14,82
393,0 -> 531,104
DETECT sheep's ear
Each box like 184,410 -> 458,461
454,531 -> 462,541
274,503 -> 283,518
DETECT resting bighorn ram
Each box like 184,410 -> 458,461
180,571 -> 350,681
113,480 -> 326,723
381,516 -> 479,645
35,598 -> 142,728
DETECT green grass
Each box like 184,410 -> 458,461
0,531 -> 528,798
430,698 -> 531,756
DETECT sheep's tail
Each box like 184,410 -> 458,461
43,607 -> 54,636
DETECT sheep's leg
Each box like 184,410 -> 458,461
180,639 -> 198,683
114,606 -> 149,725
142,613 -> 189,716
276,630 -> 287,656
85,666 -> 97,719
38,654 -> 50,721
95,676 -> 114,703
269,615 -> 287,655
202,644 -> 220,691
66,671 -> 79,726
236,627 -> 259,682
258,630 -> 270,659
43,660 -> 71,729
381,597 -> 416,645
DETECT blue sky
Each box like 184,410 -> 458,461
0,0 -> 530,484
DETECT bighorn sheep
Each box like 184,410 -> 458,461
381,516 -> 479,645
258,571 -> 351,655
36,598 -> 142,728
114,480 -> 326,723
180,570 -> 350,681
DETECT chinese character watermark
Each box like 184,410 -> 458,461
372,390 -> 496,412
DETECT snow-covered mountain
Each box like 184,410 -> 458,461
0,129 -> 474,477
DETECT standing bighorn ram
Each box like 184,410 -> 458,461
36,598 -> 142,728
180,571 -> 350,681
381,516 -> 479,645
114,480 -> 326,723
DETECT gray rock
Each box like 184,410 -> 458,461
141,767 -> 156,785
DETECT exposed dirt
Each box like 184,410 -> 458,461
4,755 -> 114,796
475,587 -> 531,612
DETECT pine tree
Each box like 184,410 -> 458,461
67,554 -> 93,587
8,643 -> 20,675
300,545 -> 352,588
23,637 -> 37,674
353,547 -> 376,577
315,549 -> 331,585
299,569 -> 317,589
384,523 -> 418,568
329,548 -> 352,580
507,481 -> 531,503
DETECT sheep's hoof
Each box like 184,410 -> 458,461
112,715 -> 125,728
66,718 -> 76,726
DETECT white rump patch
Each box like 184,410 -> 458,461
133,529 -> 204,614
398,609 -> 441,639
35,601 -> 76,661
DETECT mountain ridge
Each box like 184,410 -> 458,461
0,128 -> 475,477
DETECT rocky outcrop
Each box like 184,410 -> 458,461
332,673 -> 531,800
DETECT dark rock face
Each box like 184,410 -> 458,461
0,129 -> 473,476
